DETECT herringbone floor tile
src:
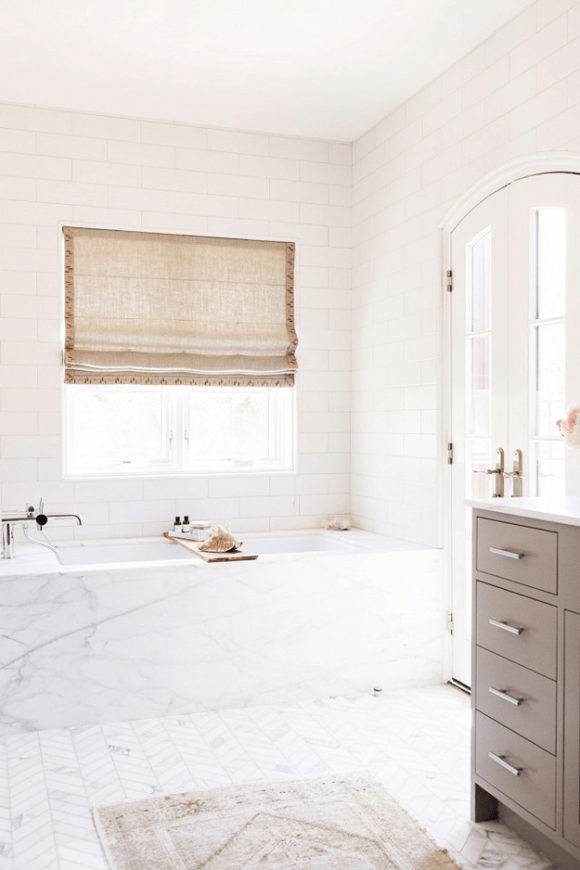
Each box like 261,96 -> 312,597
0,686 -> 560,870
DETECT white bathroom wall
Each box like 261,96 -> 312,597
0,106 -> 352,537
5,0 -> 580,546
351,0 -> 580,546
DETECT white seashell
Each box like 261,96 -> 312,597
198,524 -> 242,553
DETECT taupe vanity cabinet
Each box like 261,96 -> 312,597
471,503 -> 580,870
563,610 -> 580,851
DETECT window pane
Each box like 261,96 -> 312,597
186,390 -> 270,461
536,440 -> 565,497
535,323 -> 565,437
468,335 -> 490,437
470,233 -> 491,333
69,386 -> 166,466
536,208 -> 566,320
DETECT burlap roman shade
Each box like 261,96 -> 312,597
64,227 -> 297,386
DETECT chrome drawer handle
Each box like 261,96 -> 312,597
488,751 -> 522,776
488,618 -> 524,635
489,687 -> 523,706
489,546 -> 524,560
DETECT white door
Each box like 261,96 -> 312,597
449,173 -> 580,688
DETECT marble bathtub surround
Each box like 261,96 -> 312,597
0,537 -> 442,734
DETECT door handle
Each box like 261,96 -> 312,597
473,448 -> 505,497
507,449 -> 523,497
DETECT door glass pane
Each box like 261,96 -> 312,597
468,335 -> 491,436
535,323 -> 565,437
470,233 -> 491,332
536,208 -> 566,320
467,438 -> 492,498
536,440 -> 565,497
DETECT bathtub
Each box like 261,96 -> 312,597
0,529 -> 443,734
0,529 -> 360,573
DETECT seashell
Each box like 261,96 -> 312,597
198,524 -> 242,553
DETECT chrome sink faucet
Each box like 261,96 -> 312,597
1,499 -> 83,559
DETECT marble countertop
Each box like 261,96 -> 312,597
466,496 -> 580,527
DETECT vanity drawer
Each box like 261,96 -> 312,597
477,583 -> 557,679
476,518 -> 557,594
475,712 -> 556,828
476,648 -> 556,754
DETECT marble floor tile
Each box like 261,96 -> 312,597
0,685 -> 564,869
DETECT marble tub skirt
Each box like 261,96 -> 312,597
0,532 -> 443,733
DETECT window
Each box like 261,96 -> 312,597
62,227 -> 298,477
65,384 -> 294,476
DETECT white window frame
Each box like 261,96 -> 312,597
63,384 -> 296,478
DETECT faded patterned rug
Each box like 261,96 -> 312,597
93,773 -> 461,869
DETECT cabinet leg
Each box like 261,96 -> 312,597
472,783 -> 498,822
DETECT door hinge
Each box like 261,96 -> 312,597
447,612 -> 454,635
447,442 -> 453,465
446,269 -> 453,292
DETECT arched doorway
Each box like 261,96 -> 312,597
443,162 -> 580,686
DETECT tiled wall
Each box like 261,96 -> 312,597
351,0 -> 580,546
0,106 -> 352,538
5,0 -> 580,545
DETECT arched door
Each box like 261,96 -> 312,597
449,172 -> 580,687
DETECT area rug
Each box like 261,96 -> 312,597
93,773 -> 461,869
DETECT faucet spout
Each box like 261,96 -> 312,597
1,501 -> 84,559
43,512 -> 83,526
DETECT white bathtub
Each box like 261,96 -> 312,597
56,530 -> 358,565
0,529 -> 359,573
0,529 -> 443,734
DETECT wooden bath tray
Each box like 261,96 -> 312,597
163,532 -> 258,562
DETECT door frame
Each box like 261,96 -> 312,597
439,152 -> 580,685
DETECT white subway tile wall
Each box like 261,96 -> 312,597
351,1 -> 580,545
0,108 -> 352,537
3,0 -> 580,545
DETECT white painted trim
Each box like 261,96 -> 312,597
440,152 -> 580,233
440,152 -> 580,684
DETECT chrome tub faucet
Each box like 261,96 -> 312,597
1,499 -> 83,559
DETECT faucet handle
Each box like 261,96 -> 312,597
39,497 -> 44,515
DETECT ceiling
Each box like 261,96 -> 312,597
1,0 -> 532,142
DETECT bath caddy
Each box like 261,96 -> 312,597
163,532 -> 258,562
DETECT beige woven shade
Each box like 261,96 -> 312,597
64,227 -> 297,386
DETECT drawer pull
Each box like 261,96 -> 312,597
489,686 -> 523,706
489,546 -> 524,560
488,751 -> 522,776
488,618 -> 524,635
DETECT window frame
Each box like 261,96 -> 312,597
63,383 -> 296,479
